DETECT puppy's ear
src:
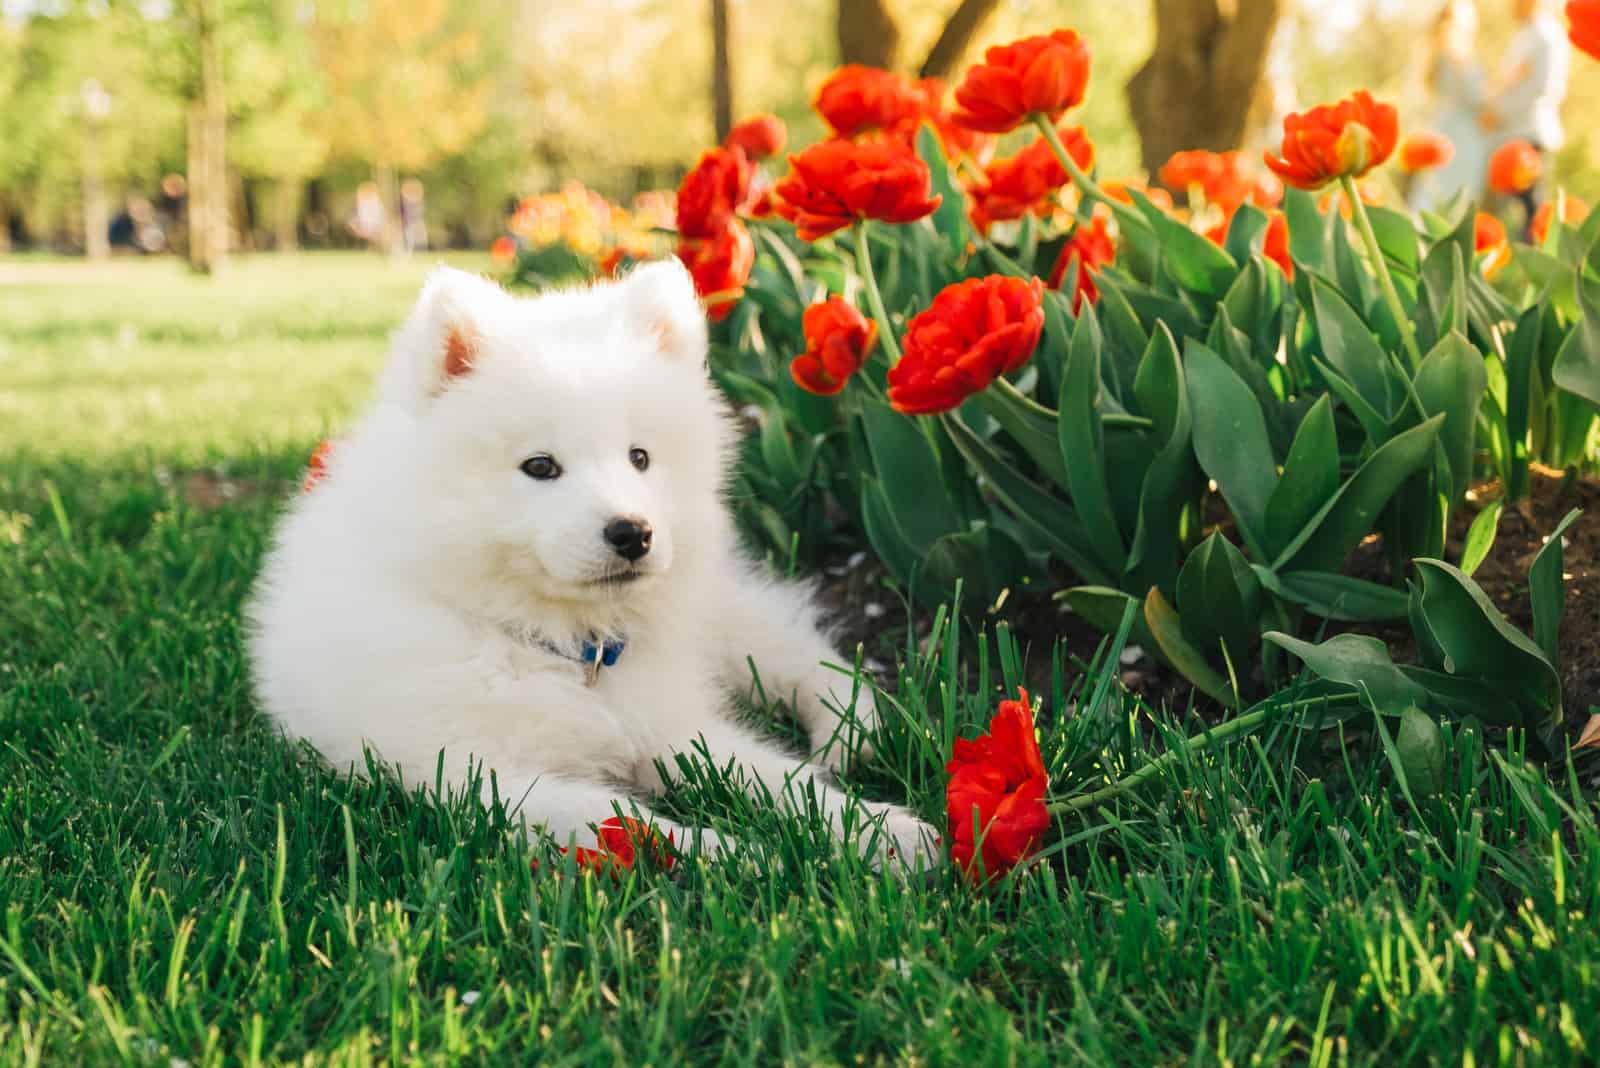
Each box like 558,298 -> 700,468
621,260 -> 708,362
387,268 -> 508,402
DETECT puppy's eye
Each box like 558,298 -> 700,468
629,447 -> 650,472
520,454 -> 562,481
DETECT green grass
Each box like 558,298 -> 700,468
4,255 -> 1600,1065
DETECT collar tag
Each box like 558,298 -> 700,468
580,638 -> 626,686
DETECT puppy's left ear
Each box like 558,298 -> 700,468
622,260 -> 708,362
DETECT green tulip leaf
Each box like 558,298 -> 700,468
1528,508 -> 1581,668
1186,341 -> 1276,560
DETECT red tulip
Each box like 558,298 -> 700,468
677,145 -> 754,241
1263,211 -> 1293,279
951,29 -> 1092,134
537,817 -> 676,877
1263,91 -> 1399,190
1487,139 -> 1542,195
886,275 -> 1044,415
814,65 -> 922,139
1159,150 -> 1226,196
945,689 -> 1050,882
1571,0 -> 1600,59
772,139 -> 941,241
489,235 -> 517,265
676,221 -> 754,322
1531,195 -> 1590,244
967,126 -> 1094,232
1047,214 -> 1115,313
1398,131 -> 1455,174
723,114 -> 787,159
789,296 -> 877,396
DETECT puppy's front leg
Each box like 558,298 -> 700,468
659,719 -> 939,867
711,568 -> 877,769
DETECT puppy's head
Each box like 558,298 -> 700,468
376,261 -> 730,610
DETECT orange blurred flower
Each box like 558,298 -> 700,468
772,139 -> 941,241
1263,91 -> 1398,190
1474,212 -> 1511,278
1103,179 -> 1173,212
967,126 -> 1094,232
887,275 -> 1044,415
951,30 -> 1092,134
1161,150 -> 1280,212
489,235 -> 517,266
303,439 -> 336,492
1398,131 -> 1455,174
677,145 -> 754,240
599,246 -> 651,277
945,688 -> 1050,882
1570,0 -> 1600,59
1487,139 -> 1542,195
789,296 -> 878,396
677,221 -> 754,322
1531,195 -> 1591,244
1047,214 -> 1115,312
814,65 -> 922,139
723,114 -> 787,159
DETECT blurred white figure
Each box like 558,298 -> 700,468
1481,0 -> 1571,231
1409,1 -> 1490,215
349,181 -> 386,250
400,178 -> 428,254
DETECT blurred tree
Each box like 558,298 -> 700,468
315,0 -> 497,253
711,0 -> 733,141
835,0 -> 1002,78
0,9 -> 183,252
229,2 -> 331,250
1126,0 -> 1283,179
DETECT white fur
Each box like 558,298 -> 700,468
247,262 -> 938,866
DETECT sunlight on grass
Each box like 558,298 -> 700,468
0,252 -> 487,461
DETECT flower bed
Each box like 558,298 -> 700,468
500,19 -> 1600,880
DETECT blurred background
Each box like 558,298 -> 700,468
0,0 -> 1594,268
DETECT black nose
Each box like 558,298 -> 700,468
603,516 -> 653,561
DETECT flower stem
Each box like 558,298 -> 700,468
853,221 -> 901,363
1032,114 -> 1149,237
1044,691 -> 1359,816
1340,175 -> 1424,369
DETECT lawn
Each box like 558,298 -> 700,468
3,254 -> 1598,1066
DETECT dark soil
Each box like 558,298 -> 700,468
817,466 -> 1600,729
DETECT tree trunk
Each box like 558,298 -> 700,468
837,0 -> 899,70
0,191 -> 12,253
918,0 -> 1003,80
374,162 -> 401,256
81,108 -> 111,260
1126,0 -> 1283,181
710,0 -> 733,142
187,0 -> 228,273
272,177 -> 301,251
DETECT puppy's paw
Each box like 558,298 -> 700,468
861,803 -> 943,871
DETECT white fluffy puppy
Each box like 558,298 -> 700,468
248,262 -> 937,864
